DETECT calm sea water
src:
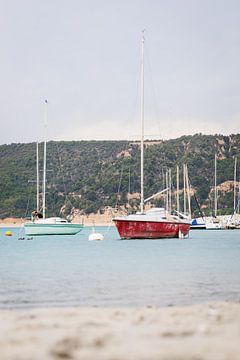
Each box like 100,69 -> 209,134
0,226 -> 240,309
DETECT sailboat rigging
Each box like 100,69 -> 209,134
205,153 -> 224,229
113,33 -> 191,239
24,100 -> 83,236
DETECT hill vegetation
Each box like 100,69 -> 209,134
0,133 -> 240,219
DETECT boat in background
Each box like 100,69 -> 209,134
191,156 -> 240,230
205,217 -> 225,230
113,33 -> 191,239
225,157 -> 240,229
190,187 -> 206,229
191,217 -> 206,230
204,154 -> 225,230
24,100 -> 83,237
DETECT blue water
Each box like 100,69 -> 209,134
0,226 -> 240,309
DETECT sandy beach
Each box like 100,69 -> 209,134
0,213 -> 114,228
0,302 -> 240,360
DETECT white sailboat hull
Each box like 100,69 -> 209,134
24,218 -> 83,236
205,222 -> 224,230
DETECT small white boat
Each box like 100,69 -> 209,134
191,217 -> 206,230
88,225 -> 104,241
88,232 -> 104,241
205,217 -> 225,230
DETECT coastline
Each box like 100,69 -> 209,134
0,302 -> 239,360
0,215 -> 114,228
1,213 -> 240,229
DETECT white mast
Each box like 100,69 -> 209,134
162,168 -> 166,209
165,170 -> 169,212
36,141 -> 39,212
127,166 -> 131,209
169,169 -> 172,213
214,153 -> 217,217
140,31 -> 145,214
183,164 -> 186,215
42,100 -> 48,219
234,156 -> 237,214
185,164 -> 191,218
238,176 -> 240,214
176,164 -> 180,213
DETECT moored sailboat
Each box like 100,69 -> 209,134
225,156 -> 240,229
113,33 -> 191,239
24,100 -> 83,236
114,208 -> 191,239
24,216 -> 83,236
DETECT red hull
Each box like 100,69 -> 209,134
113,219 -> 190,239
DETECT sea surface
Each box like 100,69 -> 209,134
0,226 -> 240,309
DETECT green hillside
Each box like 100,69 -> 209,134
0,134 -> 239,219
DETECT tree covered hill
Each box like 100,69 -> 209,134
0,133 -> 239,219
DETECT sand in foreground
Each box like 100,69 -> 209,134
0,302 -> 240,360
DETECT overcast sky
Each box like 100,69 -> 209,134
0,0 -> 240,144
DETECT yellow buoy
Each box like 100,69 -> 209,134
5,231 -> 12,236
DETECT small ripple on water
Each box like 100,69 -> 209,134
0,227 -> 240,308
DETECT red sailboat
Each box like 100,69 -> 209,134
113,33 -> 191,239
114,208 -> 191,239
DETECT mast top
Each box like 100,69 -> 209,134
140,30 -> 145,214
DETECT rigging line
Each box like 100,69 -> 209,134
24,189 -> 32,218
47,156 -> 58,216
55,142 -> 75,213
187,174 -> 205,219
238,172 -> 240,214
144,42 -> 162,139
103,208 -> 115,238
115,164 -> 124,209
127,166 -> 131,210
24,176 -> 37,218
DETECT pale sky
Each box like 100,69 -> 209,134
0,0 -> 240,144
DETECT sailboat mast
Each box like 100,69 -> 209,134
42,100 -> 48,219
169,169 -> 172,213
214,153 -> 217,217
183,164 -> 186,215
140,31 -> 145,214
185,164 -> 191,218
36,141 -> 39,212
238,176 -> 240,214
165,171 -> 169,212
234,156 -> 237,214
176,164 -> 180,213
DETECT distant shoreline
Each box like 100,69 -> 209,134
1,213 -> 240,228
0,216 -> 114,228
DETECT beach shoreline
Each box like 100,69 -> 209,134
2,213 -> 240,229
0,301 -> 239,360
0,216 -> 114,228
